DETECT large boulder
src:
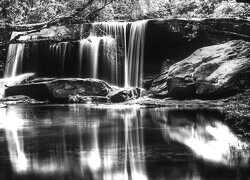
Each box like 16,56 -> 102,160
109,87 -> 143,103
0,73 -> 36,98
150,59 -> 176,96
50,78 -> 111,99
151,40 -> 250,98
5,78 -> 112,101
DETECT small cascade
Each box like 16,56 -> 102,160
92,20 -> 148,87
78,36 -> 102,78
127,20 -> 147,87
100,36 -> 119,85
50,42 -> 69,76
4,32 -> 29,78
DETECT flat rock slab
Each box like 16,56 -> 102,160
5,78 -> 112,101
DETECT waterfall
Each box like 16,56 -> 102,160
78,36 -> 101,78
4,21 -> 148,88
4,32 -> 29,78
50,42 -> 69,76
127,20 -> 147,87
92,20 -> 148,87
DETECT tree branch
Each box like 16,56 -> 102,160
0,0 -> 113,47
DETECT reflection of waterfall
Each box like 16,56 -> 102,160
4,32 -> 29,78
4,21 -> 148,87
123,110 -> 147,180
1,106 -> 250,179
0,106 -> 148,179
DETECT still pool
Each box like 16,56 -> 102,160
0,104 -> 249,180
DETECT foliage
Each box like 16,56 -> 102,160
1,0 -> 249,24
97,0 -> 144,21
143,0 -> 250,19
0,0 -> 117,24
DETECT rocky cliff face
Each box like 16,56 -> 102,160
11,18 -> 250,78
144,18 -> 250,74
150,40 -> 250,98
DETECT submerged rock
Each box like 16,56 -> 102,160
151,40 -> 250,98
68,94 -> 110,104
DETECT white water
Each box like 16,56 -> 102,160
78,36 -> 101,78
4,32 -> 29,78
93,20 -> 148,87
127,20 -> 147,87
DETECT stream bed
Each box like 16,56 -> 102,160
0,104 -> 249,180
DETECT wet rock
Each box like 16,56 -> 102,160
109,88 -> 142,103
68,94 -> 110,104
5,82 -> 52,101
5,78 -> 112,102
150,59 -> 176,96
0,73 -> 36,98
152,40 -> 250,98
167,77 -> 196,98
29,77 -> 56,83
51,78 -> 112,100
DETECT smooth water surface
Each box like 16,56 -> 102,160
0,105 -> 249,180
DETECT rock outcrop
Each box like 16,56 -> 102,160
0,73 -> 36,98
51,78 -> 111,99
151,40 -> 250,98
5,78 -> 112,101
109,87 -> 143,103
4,78 -> 145,103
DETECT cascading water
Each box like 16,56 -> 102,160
4,32 -> 29,78
78,36 -> 101,78
4,20 -> 148,88
127,20 -> 147,87
50,42 -> 69,76
92,20 -> 148,87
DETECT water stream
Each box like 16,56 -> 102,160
0,105 -> 249,180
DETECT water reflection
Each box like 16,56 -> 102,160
0,105 -> 249,180
150,109 -> 249,166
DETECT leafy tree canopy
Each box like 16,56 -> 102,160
1,0 -> 249,26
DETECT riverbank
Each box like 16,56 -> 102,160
221,90 -> 250,138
